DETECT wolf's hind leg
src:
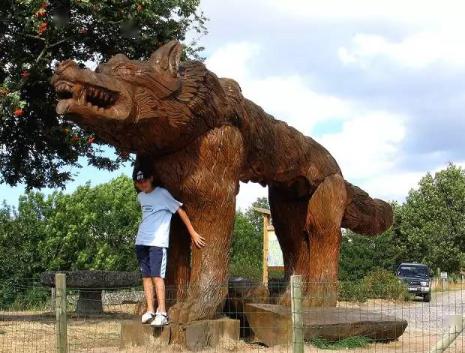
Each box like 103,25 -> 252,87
268,184 -> 310,305
305,174 -> 347,306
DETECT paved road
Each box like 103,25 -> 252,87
388,290 -> 465,332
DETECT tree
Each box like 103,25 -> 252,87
0,195 -> 51,307
230,197 -> 268,280
0,0 -> 207,188
230,211 -> 262,280
244,196 -> 269,235
399,163 -> 465,272
40,175 -> 140,270
0,175 -> 141,306
339,203 -> 404,281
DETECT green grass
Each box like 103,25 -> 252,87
309,336 -> 373,350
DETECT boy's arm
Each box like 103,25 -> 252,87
177,208 -> 206,248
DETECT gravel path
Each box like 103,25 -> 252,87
374,290 -> 465,332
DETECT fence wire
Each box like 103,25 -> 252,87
0,277 -> 464,353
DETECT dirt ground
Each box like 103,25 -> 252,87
0,303 -> 464,353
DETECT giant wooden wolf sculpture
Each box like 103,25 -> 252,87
51,40 -> 393,323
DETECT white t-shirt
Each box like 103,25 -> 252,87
135,187 -> 183,247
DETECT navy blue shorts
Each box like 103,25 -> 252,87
135,245 -> 168,278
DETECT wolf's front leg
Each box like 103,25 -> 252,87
168,186 -> 237,323
155,125 -> 244,323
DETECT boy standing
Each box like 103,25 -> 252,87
133,166 -> 205,326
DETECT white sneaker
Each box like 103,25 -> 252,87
141,311 -> 155,324
151,312 -> 169,327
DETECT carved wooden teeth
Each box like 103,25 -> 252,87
83,85 -> 117,110
86,87 -> 114,103
56,82 -> 73,93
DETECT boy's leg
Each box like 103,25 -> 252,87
148,247 -> 168,314
153,277 -> 166,313
142,277 -> 156,313
136,245 -> 156,323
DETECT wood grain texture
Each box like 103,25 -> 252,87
51,40 -> 394,321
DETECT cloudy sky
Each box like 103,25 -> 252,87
2,0 -> 465,209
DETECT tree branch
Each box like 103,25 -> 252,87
18,33 -> 45,41
49,37 -> 74,49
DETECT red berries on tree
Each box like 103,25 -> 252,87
14,108 -> 24,117
38,22 -> 48,35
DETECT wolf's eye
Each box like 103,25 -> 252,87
114,65 -> 134,76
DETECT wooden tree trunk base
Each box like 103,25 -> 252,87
120,318 -> 240,351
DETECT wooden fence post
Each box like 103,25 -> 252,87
55,273 -> 68,353
291,275 -> 304,353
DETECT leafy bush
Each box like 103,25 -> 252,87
339,268 -> 409,302
339,281 -> 368,302
10,287 -> 49,311
361,268 -> 409,300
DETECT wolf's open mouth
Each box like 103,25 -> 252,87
55,80 -> 119,112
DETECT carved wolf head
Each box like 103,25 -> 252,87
51,41 -> 229,153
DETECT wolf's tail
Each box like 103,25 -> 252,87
341,181 -> 393,235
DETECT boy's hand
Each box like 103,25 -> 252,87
190,231 -> 206,248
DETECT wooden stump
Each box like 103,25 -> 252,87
184,318 -> 240,351
120,320 -> 170,348
120,318 -> 240,351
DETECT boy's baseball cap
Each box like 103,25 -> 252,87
132,166 -> 152,182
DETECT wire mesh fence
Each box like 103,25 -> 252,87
1,275 -> 465,352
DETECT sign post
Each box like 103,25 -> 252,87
254,207 -> 284,285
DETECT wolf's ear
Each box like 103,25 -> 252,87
150,40 -> 182,77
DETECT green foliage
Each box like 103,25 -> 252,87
244,196 -> 269,235
340,164 -> 465,279
41,175 -> 140,270
230,198 -> 268,280
0,0 -> 207,188
339,268 -> 409,302
309,336 -> 372,350
10,286 -> 50,311
361,268 -> 409,300
397,164 -> 465,273
339,202 -> 407,282
0,175 -> 140,307
338,281 -> 369,303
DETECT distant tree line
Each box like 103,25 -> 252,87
1,164 -> 464,306
340,163 -> 465,280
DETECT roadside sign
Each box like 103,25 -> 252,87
267,228 -> 284,267
440,272 -> 448,279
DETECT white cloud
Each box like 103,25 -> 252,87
206,41 -> 411,207
236,181 -> 268,212
361,171 -> 425,202
269,0 -> 464,24
339,31 -> 465,69
244,76 -> 351,135
364,160 -> 465,202
318,112 -> 410,201
206,42 -> 352,135
319,111 -> 407,180
205,42 -> 260,82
